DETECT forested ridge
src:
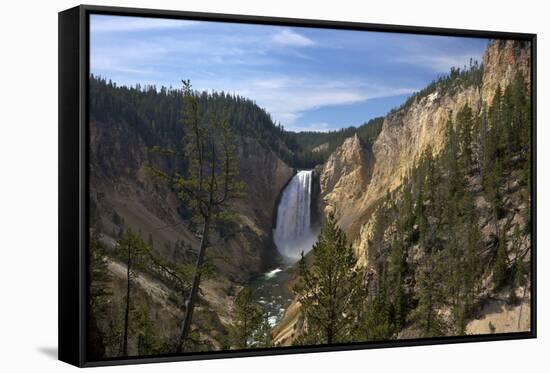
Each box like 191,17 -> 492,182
90,75 -> 384,169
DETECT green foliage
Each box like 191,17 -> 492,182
390,61 -> 483,116
136,302 -> 164,356
90,75 -> 183,148
289,70 -> 529,342
360,75 -> 529,336
293,214 -> 364,345
411,253 -> 447,337
115,228 -> 152,356
358,262 -> 398,341
493,229 -> 508,289
88,230 -> 112,359
287,117 -> 385,168
103,300 -> 124,357
254,314 -> 273,348
229,287 -> 264,349
90,75 -> 385,169
443,117 -> 463,198
482,74 -> 531,220
171,80 -> 245,222
116,228 -> 152,272
456,104 -> 475,171
89,230 -> 112,313
512,225 -> 527,291
149,80 -> 247,353
149,248 -> 194,301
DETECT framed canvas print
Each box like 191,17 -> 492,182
58,5 -> 537,367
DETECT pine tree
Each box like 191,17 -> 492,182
368,195 -> 393,263
88,229 -> 112,359
454,220 -> 483,334
229,287 -> 263,349
494,229 -> 508,289
399,180 -> 414,234
511,224 -> 527,304
254,314 -> 273,348
116,228 -> 151,356
388,235 -> 408,330
456,104 -> 474,171
147,80 -> 244,353
411,253 -> 447,337
485,157 -> 505,220
294,214 -> 364,345
136,302 -> 163,356
484,84 -> 503,176
443,117 -> 464,197
360,259 -> 397,341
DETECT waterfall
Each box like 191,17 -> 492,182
273,170 -> 316,261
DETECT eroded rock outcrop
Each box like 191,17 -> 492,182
319,40 -> 530,264
319,134 -> 374,230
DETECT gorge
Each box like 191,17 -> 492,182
88,39 -> 532,356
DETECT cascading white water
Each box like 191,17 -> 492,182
273,170 -> 316,261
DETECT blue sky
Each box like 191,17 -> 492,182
90,15 -> 489,132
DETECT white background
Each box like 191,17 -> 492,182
0,0 -> 547,371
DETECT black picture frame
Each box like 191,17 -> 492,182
59,4 -> 537,367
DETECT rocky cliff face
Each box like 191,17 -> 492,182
481,39 -> 531,105
235,136 -> 294,251
353,85 -> 482,265
222,136 -> 294,276
319,134 -> 374,230
320,85 -> 483,245
319,40 -> 530,262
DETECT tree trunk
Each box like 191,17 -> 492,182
243,316 -> 248,348
176,217 -> 210,353
122,257 -> 131,356
327,304 -> 334,344
517,280 -> 528,329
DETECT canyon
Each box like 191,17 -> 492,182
88,39 -> 532,356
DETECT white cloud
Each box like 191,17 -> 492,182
247,77 -> 415,126
91,15 -> 197,33
272,29 -> 315,47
